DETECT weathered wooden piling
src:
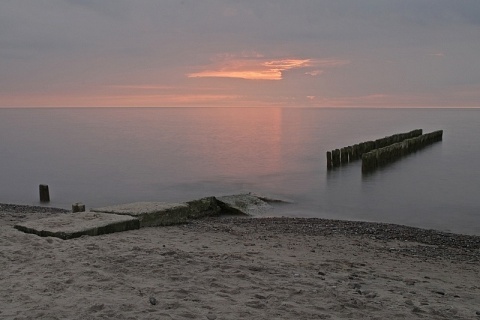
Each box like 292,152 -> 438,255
346,146 -> 353,162
326,151 -> 333,169
362,130 -> 443,173
361,151 -> 377,172
340,147 -> 349,164
350,144 -> 359,160
332,149 -> 341,167
39,184 -> 50,202
327,129 -> 423,169
72,203 -> 86,213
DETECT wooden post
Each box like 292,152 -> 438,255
358,142 -> 365,157
362,153 -> 372,173
340,147 -> 348,164
332,149 -> 341,167
346,146 -> 353,162
351,144 -> 358,160
72,203 -> 86,213
39,184 -> 50,202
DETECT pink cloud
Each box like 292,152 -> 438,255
188,53 -> 349,80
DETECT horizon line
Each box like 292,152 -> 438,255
1,105 -> 479,110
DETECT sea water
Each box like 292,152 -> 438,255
1,107 -> 479,235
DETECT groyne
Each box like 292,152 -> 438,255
326,129 -> 423,169
361,130 -> 443,173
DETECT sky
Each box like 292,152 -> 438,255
1,0 -> 479,108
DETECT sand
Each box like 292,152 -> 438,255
1,205 -> 480,319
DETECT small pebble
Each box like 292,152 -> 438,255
412,307 -> 423,313
206,313 -> 217,320
149,297 -> 157,305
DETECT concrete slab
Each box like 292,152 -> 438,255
185,197 -> 222,218
14,212 -> 140,240
92,202 -> 191,227
248,192 -> 294,204
216,194 -> 273,215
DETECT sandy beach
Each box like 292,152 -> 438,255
1,204 -> 479,320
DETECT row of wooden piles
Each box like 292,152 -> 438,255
326,129 -> 443,173
326,129 -> 423,169
361,130 -> 443,173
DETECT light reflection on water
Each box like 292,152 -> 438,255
0,107 -> 479,235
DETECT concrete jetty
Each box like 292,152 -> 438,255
13,194 -> 278,239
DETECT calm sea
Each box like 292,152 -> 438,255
1,107 -> 479,235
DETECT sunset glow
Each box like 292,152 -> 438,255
0,1 -> 479,108
188,57 -> 349,81
189,70 -> 283,81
